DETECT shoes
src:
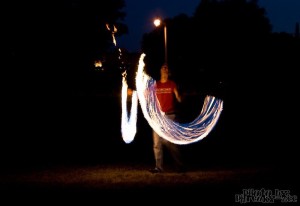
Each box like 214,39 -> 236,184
149,168 -> 163,173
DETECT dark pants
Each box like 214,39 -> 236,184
152,114 -> 183,171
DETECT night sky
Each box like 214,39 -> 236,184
118,0 -> 300,52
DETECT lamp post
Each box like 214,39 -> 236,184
154,18 -> 167,64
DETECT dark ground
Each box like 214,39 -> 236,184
0,163 -> 298,205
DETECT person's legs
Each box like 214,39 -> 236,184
163,139 -> 184,172
163,114 -> 185,172
152,130 -> 163,172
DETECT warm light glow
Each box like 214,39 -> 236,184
121,72 -> 138,144
135,53 -> 223,145
153,19 -> 161,27
94,60 -> 102,67
106,23 -> 117,46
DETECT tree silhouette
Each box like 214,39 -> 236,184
4,1 -> 127,96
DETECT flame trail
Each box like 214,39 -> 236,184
106,24 -> 223,145
121,72 -> 138,143
106,23 -> 139,143
136,53 -> 223,145
106,24 -> 117,46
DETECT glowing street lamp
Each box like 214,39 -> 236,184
154,18 -> 167,64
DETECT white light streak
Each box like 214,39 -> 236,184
135,53 -> 224,145
121,72 -> 138,144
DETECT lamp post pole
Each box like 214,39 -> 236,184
154,18 -> 167,65
163,24 -> 167,65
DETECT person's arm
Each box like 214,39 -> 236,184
174,86 -> 182,103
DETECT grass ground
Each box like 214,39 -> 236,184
0,162 -> 298,205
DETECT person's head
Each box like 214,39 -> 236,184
160,64 -> 169,80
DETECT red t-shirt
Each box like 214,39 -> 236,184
155,80 -> 176,113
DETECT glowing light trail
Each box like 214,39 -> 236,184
121,72 -> 138,144
105,23 -> 223,144
135,53 -> 224,145
106,23 -> 138,143
106,24 -> 117,46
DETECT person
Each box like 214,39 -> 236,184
149,64 -> 185,173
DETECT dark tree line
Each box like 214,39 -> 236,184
141,0 -> 299,98
5,0 -> 299,99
